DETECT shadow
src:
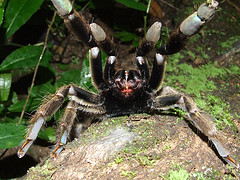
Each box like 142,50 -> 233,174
183,116 -> 228,166
12,66 -> 56,96
156,109 -> 228,165
0,154 -> 38,179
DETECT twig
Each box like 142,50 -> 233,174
0,149 -> 8,160
18,12 -> 57,124
225,0 -> 240,14
159,0 -> 179,11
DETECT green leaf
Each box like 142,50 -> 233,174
0,0 -> 7,28
3,0 -> 44,39
114,30 -> 139,47
116,0 -> 146,11
0,73 -> 12,101
0,46 -> 52,72
8,81 -> 56,112
32,81 -> 54,95
58,64 -> 70,71
39,127 -> 56,142
30,81 -> 56,97
0,123 -> 26,149
56,68 -> 82,87
8,97 -> 41,112
0,8 -> 3,27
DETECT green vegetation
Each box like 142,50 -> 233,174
0,0 -> 151,150
164,49 -> 239,129
121,170 -> 137,179
159,163 -> 239,180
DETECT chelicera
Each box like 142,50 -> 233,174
17,0 -> 237,167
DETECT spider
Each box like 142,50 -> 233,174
17,0 -> 237,167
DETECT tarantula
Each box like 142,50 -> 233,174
17,0 -> 237,167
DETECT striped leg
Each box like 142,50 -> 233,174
151,86 -> 237,167
17,86 -> 70,158
136,22 -> 162,85
50,86 -> 105,158
158,0 -> 218,55
51,0 -> 115,56
50,101 -> 77,158
18,85 -> 104,158
135,22 -> 166,93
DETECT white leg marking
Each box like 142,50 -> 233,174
69,86 -> 76,95
61,130 -> 68,144
18,140 -> 34,158
90,23 -> 106,41
91,47 -> 100,59
28,118 -> 44,140
108,56 -> 116,64
180,12 -> 204,36
155,53 -> 164,65
136,56 -> 144,65
211,139 -> 229,157
68,14 -> 75,21
146,22 -> 162,43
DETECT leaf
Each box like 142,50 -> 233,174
8,97 -> 41,112
116,0 -> 146,11
0,46 -> 52,72
8,81 -> 56,112
0,123 -> 26,149
30,81 -> 56,97
0,73 -> 12,101
0,0 -> 7,27
114,30 -> 139,47
0,8 -> 3,27
3,0 -> 44,39
39,127 -> 56,142
56,68 -> 82,86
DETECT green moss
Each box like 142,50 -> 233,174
27,159 -> 55,180
160,164 -> 238,180
164,52 -> 238,129
167,168 -> 189,180
121,170 -> 137,179
79,116 -> 127,144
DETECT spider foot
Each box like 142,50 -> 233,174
17,139 -> 34,158
180,0 -> 218,36
17,117 -> 45,158
223,155 -> 239,168
17,86 -> 70,158
51,144 -> 65,159
152,86 -> 238,167
211,137 -> 239,168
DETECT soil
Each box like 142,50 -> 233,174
0,0 -> 239,179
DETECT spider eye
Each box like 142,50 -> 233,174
114,70 -> 125,79
128,70 -> 141,80
113,69 -> 143,97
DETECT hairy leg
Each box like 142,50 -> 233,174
151,86 -> 237,167
18,85 -> 104,158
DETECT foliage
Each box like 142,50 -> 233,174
114,28 -> 139,47
0,123 -> 26,149
165,51 -> 239,129
0,0 -> 150,150
167,168 -> 189,180
2,0 -> 44,39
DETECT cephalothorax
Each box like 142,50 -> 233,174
18,0 -> 237,167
